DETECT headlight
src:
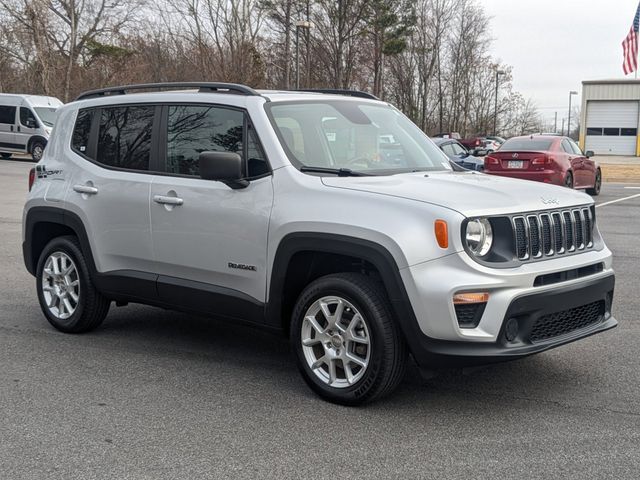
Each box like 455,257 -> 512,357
465,218 -> 493,256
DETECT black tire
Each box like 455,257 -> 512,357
291,273 -> 407,405
586,168 -> 602,196
564,171 -> 574,189
36,235 -> 110,333
31,141 -> 45,161
1,153 -> 11,159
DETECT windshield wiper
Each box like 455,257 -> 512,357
300,166 -> 370,177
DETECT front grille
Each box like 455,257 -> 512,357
529,300 -> 604,342
512,207 -> 593,261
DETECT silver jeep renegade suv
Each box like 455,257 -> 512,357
22,83 -> 616,405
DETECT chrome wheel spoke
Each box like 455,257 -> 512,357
327,358 -> 337,385
345,353 -> 367,368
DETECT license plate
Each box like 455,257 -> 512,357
508,160 -> 524,169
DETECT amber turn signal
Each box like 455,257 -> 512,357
453,292 -> 490,304
434,220 -> 448,248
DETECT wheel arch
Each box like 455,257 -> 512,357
23,206 -> 96,276
266,233 -> 418,342
27,136 -> 48,154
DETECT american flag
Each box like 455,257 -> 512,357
622,2 -> 640,75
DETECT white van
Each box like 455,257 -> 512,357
0,94 -> 63,161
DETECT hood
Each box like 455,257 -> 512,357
321,171 -> 593,217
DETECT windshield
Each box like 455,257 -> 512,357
33,107 -> 58,127
266,101 -> 452,174
500,138 -> 553,151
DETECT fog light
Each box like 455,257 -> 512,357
504,317 -> 519,342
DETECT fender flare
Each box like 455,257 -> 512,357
23,206 -> 96,275
265,232 -> 423,351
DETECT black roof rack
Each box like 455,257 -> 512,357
75,82 -> 260,101
293,89 -> 379,100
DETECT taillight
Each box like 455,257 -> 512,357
475,139 -> 480,146
532,155 -> 551,165
485,156 -> 499,166
28,168 -> 36,191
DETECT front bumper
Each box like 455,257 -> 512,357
404,273 -> 615,368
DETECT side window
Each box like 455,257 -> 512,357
561,139 -> 573,154
166,105 -> 269,178
451,142 -> 466,155
441,143 -> 455,155
247,123 -> 269,177
71,109 -> 94,156
19,107 -> 38,128
0,106 -> 16,124
569,140 -> 583,156
167,105 -> 243,176
97,106 -> 154,171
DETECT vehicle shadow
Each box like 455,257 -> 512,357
90,303 -> 589,414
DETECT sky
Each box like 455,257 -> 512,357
481,0 -> 640,125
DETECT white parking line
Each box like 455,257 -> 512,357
596,193 -> 640,208
623,186 -> 640,189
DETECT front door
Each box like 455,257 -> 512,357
149,104 -> 273,318
17,107 -> 40,154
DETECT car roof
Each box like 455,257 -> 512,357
432,137 -> 458,145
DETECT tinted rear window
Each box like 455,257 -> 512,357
71,109 -> 94,156
500,138 -> 554,151
97,106 -> 154,170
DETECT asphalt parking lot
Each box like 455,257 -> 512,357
1,160 -> 639,479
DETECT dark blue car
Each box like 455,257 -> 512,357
432,137 -> 485,171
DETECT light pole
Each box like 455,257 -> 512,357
493,69 -> 505,136
567,90 -> 578,137
295,20 -> 311,90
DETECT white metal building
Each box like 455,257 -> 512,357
580,79 -> 640,156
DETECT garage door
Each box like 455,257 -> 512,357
585,101 -> 638,155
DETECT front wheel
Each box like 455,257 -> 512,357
291,273 -> 407,405
36,236 -> 110,333
586,168 -> 602,196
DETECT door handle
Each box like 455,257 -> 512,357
73,184 -> 98,195
153,195 -> 183,206
17,126 -> 21,132
10,125 -> 13,132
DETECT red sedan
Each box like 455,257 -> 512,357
484,135 -> 602,195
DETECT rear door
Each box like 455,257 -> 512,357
149,104 -> 273,315
65,105 -> 157,275
0,105 -> 18,153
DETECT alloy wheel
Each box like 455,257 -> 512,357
300,296 -> 371,388
41,252 -> 80,320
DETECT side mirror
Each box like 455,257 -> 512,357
26,120 -> 37,129
585,150 -> 594,158
199,151 -> 249,189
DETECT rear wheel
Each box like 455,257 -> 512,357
291,273 -> 407,405
564,172 -> 574,189
31,141 -> 45,161
586,168 -> 602,196
36,236 -> 110,333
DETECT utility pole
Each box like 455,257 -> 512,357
295,21 -> 312,90
554,112 -> 558,133
561,118 -> 565,137
567,90 -> 577,137
493,69 -> 506,136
